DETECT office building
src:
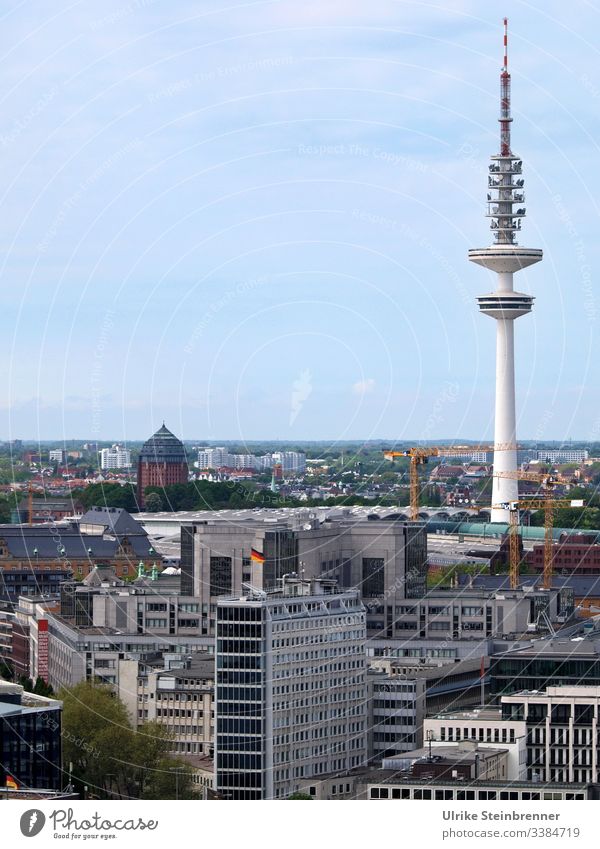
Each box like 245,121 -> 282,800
365,776 -> 590,802
502,686 -> 600,783
423,706 -> 527,780
491,636 -> 600,697
119,652 -> 214,756
180,514 -> 427,636
0,682 -> 62,791
367,657 -> 487,760
536,449 -> 589,464
215,577 -> 367,799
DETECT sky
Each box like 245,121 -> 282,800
1,0 -> 599,445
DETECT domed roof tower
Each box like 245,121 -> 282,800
137,423 -> 188,507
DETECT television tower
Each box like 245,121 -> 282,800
469,19 -> 542,523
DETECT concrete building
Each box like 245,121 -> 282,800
536,449 -> 589,464
119,652 -> 214,757
386,584 -> 573,641
423,706 -> 527,780
196,447 -> 231,469
49,449 -> 66,464
215,577 -> 367,799
99,444 -> 132,470
366,775 -> 590,802
137,424 -> 188,508
181,514 -> 427,637
272,451 -> 306,473
491,636 -> 600,698
502,686 -> 600,784
382,741 -> 509,782
12,577 -> 212,691
59,565 -> 208,637
367,657 -> 487,760
468,21 -> 543,523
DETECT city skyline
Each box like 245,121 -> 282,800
1,2 -> 598,443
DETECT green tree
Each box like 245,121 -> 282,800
75,483 -> 138,513
60,680 -> 136,799
60,682 -> 197,799
32,677 -> 54,697
144,492 -> 164,512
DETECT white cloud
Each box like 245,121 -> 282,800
353,378 -> 375,395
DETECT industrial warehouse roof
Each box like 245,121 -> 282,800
132,505 -> 600,543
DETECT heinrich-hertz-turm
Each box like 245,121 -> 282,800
469,18 -> 542,523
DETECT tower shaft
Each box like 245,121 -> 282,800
491,312 -> 518,521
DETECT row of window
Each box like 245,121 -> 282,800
370,787 -> 585,800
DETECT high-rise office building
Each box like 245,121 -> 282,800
215,577 -> 367,799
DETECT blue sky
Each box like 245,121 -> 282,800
1,0 -> 598,443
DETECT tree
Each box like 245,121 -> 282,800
60,680 -> 136,799
32,677 -> 54,697
60,682 -> 197,799
144,492 -> 163,512
74,483 -> 138,513
288,792 -> 313,800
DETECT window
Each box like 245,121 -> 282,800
362,558 -> 385,597
210,556 -> 232,597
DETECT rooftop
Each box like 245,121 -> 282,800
496,636 -> 600,658
139,424 -> 187,463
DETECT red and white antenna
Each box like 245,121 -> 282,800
499,17 -> 512,156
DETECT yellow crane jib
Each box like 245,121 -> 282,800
384,444 -> 519,521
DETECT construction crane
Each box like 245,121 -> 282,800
383,444 -> 517,520
494,498 -> 584,590
493,470 -> 584,590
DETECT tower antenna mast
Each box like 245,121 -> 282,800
500,17 -> 512,157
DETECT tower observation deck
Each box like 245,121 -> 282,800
468,19 -> 542,523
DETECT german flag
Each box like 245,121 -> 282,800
5,775 -> 18,789
250,548 -> 265,564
